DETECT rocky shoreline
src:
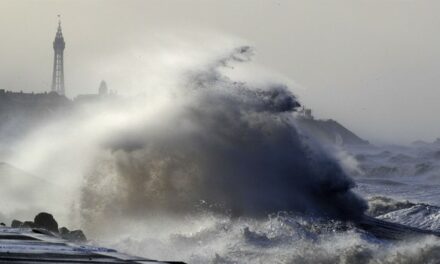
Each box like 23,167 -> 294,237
3,212 -> 86,242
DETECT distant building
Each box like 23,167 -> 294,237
74,80 -> 115,103
98,81 -> 108,95
51,16 -> 66,96
297,106 -> 314,120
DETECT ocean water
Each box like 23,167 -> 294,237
352,143 -> 440,231
88,142 -> 440,264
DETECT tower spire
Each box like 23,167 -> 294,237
51,15 -> 66,96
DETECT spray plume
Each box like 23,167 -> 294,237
79,46 -> 367,228
3,46 -> 366,231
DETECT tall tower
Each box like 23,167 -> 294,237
51,16 -> 65,95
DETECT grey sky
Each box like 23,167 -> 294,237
1,0 -> 439,144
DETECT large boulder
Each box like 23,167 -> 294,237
21,221 -> 35,228
34,212 -> 58,233
11,219 -> 23,228
65,230 -> 87,242
59,226 -> 86,242
59,226 -> 70,235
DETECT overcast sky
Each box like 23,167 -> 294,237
1,0 -> 439,144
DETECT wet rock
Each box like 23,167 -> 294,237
11,220 -> 23,228
59,226 -> 70,235
61,229 -> 87,242
70,230 -> 87,242
22,221 -> 35,228
34,212 -> 58,233
59,226 -> 87,242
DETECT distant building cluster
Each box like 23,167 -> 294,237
0,17 -> 116,104
74,81 -> 118,104
0,89 -> 67,104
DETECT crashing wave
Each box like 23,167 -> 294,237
79,46 -> 367,233
367,196 -> 415,217
378,204 -> 440,231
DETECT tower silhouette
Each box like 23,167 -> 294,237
51,16 -> 65,95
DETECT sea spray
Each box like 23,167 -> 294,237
79,46 -> 367,232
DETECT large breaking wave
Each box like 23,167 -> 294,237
78,46 -> 367,229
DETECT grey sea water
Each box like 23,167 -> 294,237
92,142 -> 440,264
352,143 -> 440,231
